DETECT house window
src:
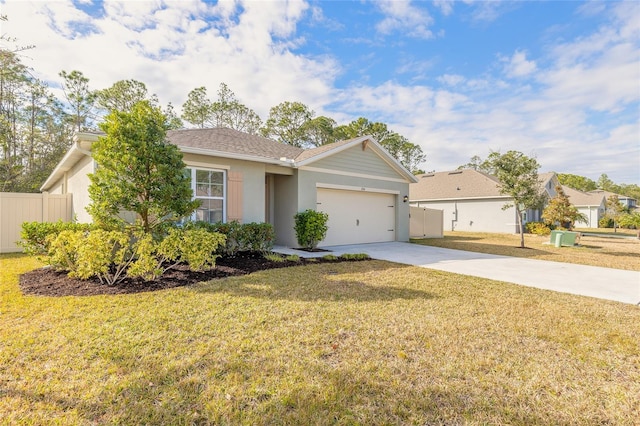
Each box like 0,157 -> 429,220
186,168 -> 226,223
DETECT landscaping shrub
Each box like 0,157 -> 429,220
618,212 -> 640,229
182,221 -> 274,255
74,230 -> 134,285
526,221 -> 552,236
599,217 -> 614,228
339,253 -> 370,261
294,209 -> 329,250
163,228 -> 226,271
20,221 -> 93,255
47,230 -> 86,273
47,227 -> 226,285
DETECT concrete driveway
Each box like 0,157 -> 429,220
274,242 -> 640,305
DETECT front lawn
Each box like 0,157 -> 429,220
2,254 -> 639,425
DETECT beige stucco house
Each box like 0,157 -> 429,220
409,169 -> 559,233
41,128 -> 418,248
561,185 -> 606,228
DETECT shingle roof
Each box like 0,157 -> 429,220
410,169 -> 506,200
167,128 -> 304,162
562,186 -> 605,207
293,136 -> 365,163
588,189 -> 636,202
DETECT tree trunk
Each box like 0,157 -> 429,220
517,208 -> 525,248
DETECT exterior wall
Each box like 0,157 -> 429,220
296,168 -> 411,245
0,192 -> 72,253
575,205 -> 604,228
410,206 -> 443,238
49,155 -> 94,222
413,198 -> 518,233
307,145 -> 401,180
65,155 -> 94,222
182,153 -> 293,224
273,172 -> 299,246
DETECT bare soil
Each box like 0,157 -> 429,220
19,251 -> 362,297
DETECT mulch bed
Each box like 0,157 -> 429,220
19,252 -> 363,297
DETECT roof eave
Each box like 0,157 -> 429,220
40,133 -> 99,191
178,146 -> 295,167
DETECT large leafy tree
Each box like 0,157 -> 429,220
485,150 -> 546,248
59,70 -> 96,132
1,22 -> 72,192
95,79 -> 151,113
334,117 -> 390,143
87,101 -> 198,233
304,116 -> 337,147
542,186 -> 587,230
334,117 -> 426,174
261,101 -> 315,147
557,173 -> 597,192
211,83 -> 262,134
181,86 -> 213,128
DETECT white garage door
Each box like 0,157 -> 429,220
316,188 -> 396,246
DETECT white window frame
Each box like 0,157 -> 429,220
186,167 -> 227,223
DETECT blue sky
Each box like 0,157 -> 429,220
2,0 -> 639,184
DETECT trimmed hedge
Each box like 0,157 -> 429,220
20,221 -> 94,255
181,221 -> 275,255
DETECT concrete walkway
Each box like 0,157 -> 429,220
274,242 -> 640,305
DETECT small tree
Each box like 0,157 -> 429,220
485,150 -> 546,248
542,186 -> 587,230
294,209 -> 329,250
604,195 -> 625,233
87,100 -> 199,233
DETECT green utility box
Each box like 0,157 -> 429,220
550,230 -> 580,247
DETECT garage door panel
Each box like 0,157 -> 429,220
316,189 -> 395,246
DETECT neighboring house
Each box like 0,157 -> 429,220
561,185 -> 606,228
409,169 -> 559,233
40,128 -> 418,248
588,190 -> 637,211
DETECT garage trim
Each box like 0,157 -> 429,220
316,182 -> 400,195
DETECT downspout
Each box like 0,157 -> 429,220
451,202 -> 458,231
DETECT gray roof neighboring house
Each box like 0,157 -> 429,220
561,185 -> 606,207
410,169 -> 559,202
410,169 -> 507,201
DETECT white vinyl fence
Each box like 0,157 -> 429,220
410,206 -> 444,238
0,192 -> 72,253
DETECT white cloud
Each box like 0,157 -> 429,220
437,74 -> 465,87
501,50 -> 537,78
375,0 -> 434,39
2,0 -> 338,119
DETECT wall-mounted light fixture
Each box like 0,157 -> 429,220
403,195 -> 409,203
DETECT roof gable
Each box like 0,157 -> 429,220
295,136 -> 418,183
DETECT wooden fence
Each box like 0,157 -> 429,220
0,192 -> 72,253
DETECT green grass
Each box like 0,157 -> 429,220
2,253 -> 639,425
